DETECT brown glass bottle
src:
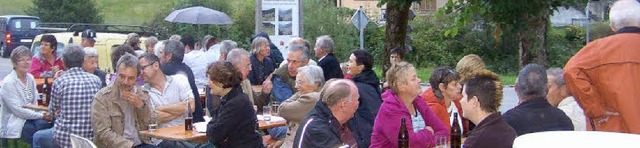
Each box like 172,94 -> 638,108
451,113 -> 462,148
185,101 -> 193,131
398,118 -> 409,148
40,78 -> 50,106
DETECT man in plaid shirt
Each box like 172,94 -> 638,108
49,44 -> 102,147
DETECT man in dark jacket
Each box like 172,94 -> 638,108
503,64 -> 574,135
294,79 -> 359,148
460,70 -> 517,148
345,49 -> 381,147
158,40 -> 204,122
314,35 -> 343,80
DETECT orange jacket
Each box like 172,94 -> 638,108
564,28 -> 640,134
420,87 -> 469,134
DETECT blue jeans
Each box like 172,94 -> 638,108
135,143 -> 158,148
20,119 -> 52,145
268,126 -> 287,139
32,128 -> 57,148
158,140 -> 198,148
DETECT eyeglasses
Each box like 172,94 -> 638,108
141,61 -> 156,70
438,69 -> 458,84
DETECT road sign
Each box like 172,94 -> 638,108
351,7 -> 369,31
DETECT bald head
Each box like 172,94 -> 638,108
321,79 -> 359,124
609,0 -> 640,31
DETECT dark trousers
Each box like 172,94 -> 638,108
21,119 -> 53,145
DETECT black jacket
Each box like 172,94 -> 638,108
346,69 -> 381,148
93,69 -> 107,88
161,60 -> 204,122
317,53 -> 343,80
207,85 -> 263,148
503,98 -> 574,135
293,101 -> 344,148
464,112 -> 517,148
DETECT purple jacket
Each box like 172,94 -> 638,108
370,90 -> 449,148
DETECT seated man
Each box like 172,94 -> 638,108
503,64 -> 574,135
460,70 -> 517,148
293,79 -> 359,147
92,54 -> 155,148
139,53 -> 196,147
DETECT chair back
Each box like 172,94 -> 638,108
70,134 -> 97,148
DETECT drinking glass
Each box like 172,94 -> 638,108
263,106 -> 272,122
436,135 -> 449,148
149,113 -> 158,132
270,102 -> 280,115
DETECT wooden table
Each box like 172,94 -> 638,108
139,125 -> 208,143
23,104 -> 48,111
252,85 -> 262,93
258,120 -> 286,130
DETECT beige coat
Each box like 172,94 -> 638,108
91,84 -> 152,147
278,92 -> 320,148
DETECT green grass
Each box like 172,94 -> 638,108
0,0 -> 175,25
1,139 -> 30,148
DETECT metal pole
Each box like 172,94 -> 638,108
359,7 -> 364,50
586,1 -> 591,43
360,27 -> 364,50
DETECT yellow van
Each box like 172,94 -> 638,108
31,23 -> 155,71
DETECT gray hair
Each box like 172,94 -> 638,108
62,44 -> 85,68
145,36 -> 158,48
169,34 -> 182,41
546,68 -> 565,86
163,40 -> 185,63
218,40 -> 237,56
516,64 -> 548,99
83,47 -> 98,58
321,79 -> 355,107
116,53 -> 141,75
154,40 -> 165,57
315,35 -> 334,53
288,43 -> 309,61
297,65 -> 325,88
250,37 -> 269,55
10,46 -> 32,64
609,0 -> 640,31
226,48 -> 250,65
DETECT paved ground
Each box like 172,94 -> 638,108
0,57 -> 12,80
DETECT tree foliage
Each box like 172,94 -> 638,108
26,0 -> 103,23
441,0 -> 587,68
378,0 -> 420,77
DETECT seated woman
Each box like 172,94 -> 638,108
0,46 -> 53,144
275,65 -> 325,148
30,35 -> 64,78
206,61 -> 262,147
371,61 -> 448,148
346,49 -> 382,147
247,36 -> 275,85
420,66 -> 469,132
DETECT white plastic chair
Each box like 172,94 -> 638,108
70,134 -> 97,148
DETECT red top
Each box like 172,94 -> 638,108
420,87 -> 470,134
30,56 -> 64,78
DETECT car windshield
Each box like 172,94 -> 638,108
9,18 -> 39,32
32,41 -> 66,56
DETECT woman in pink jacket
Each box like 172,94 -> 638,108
371,62 -> 449,148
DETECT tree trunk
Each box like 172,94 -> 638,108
383,2 -> 411,77
518,10 -> 549,69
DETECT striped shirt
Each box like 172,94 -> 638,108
50,67 -> 102,148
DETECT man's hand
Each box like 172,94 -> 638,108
597,110 -> 620,125
42,112 -> 53,121
121,90 -> 144,108
262,74 -> 274,93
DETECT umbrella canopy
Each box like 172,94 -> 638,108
164,6 -> 233,25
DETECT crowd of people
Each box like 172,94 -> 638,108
0,0 -> 639,147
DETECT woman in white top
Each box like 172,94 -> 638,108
0,46 -> 53,144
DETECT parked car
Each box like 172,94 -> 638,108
31,23 -> 156,71
0,15 -> 43,58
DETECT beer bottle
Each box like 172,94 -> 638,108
451,113 -> 462,148
42,77 -> 50,106
185,101 -> 193,131
398,118 -> 409,148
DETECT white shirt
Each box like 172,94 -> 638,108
183,50 -> 209,90
144,75 -> 194,145
205,43 -> 221,64
557,96 -> 586,131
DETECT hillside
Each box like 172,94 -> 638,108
0,0 -> 175,25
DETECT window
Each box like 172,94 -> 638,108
9,18 -> 39,31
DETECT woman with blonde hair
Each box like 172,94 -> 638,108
248,37 -> 275,85
456,54 -> 486,80
371,61 -> 448,147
